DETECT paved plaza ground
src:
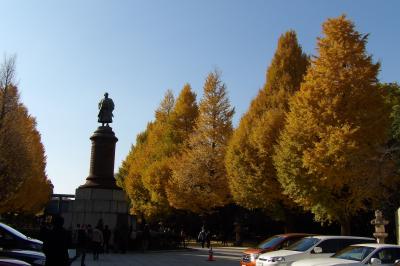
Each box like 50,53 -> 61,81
70,246 -> 246,266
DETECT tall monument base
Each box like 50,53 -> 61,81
62,122 -> 134,231
63,187 -> 132,230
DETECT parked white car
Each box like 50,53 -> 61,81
255,235 -> 375,266
292,243 -> 400,266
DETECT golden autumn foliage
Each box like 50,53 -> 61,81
170,84 -> 199,147
0,57 -> 52,214
167,71 -> 234,213
273,16 -> 391,234
226,31 -> 308,218
118,86 -> 198,220
118,129 -> 152,216
119,16 -> 399,224
4,116 -> 53,213
123,90 -> 176,219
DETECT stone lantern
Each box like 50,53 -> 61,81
371,210 -> 389,244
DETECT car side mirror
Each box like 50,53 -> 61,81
370,258 -> 382,265
313,247 -> 323,254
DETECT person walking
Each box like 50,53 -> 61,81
73,224 -> 80,255
102,225 -> 111,253
180,228 -> 187,248
43,215 -> 70,266
92,226 -> 103,261
205,230 -> 211,248
76,224 -> 87,266
198,227 -> 206,248
86,224 -> 93,255
221,230 -> 229,246
142,223 -> 150,252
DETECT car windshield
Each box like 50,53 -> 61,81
257,236 -> 284,249
332,246 -> 375,262
0,223 -> 27,239
286,237 -> 320,252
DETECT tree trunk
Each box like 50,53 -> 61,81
340,216 -> 351,236
283,211 -> 294,233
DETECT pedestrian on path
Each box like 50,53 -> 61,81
198,227 -> 206,248
92,226 -> 104,261
76,224 -> 87,266
43,215 -> 70,266
205,230 -> 211,248
102,225 -> 111,253
86,224 -> 93,253
180,228 -> 187,248
142,223 -> 151,252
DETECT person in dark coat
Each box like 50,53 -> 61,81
205,230 -> 211,248
92,226 -> 103,261
102,225 -> 111,253
141,224 -> 150,252
76,224 -> 87,266
180,228 -> 187,248
86,224 -> 93,254
43,215 -> 70,266
198,228 -> 206,248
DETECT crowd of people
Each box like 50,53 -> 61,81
40,216 -> 130,266
73,221 -> 111,266
39,215 -> 226,265
197,227 -> 211,248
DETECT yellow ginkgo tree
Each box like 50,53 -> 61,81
167,71 -> 234,213
118,85 -> 198,220
0,56 -> 52,214
225,31 -> 308,227
274,15 -> 391,235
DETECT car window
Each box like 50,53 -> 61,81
0,224 -> 26,239
0,228 -> 13,240
335,239 -> 375,253
286,237 -> 320,252
257,236 -> 284,249
316,239 -> 343,253
333,246 -> 375,261
336,239 -> 359,251
371,248 -> 400,264
282,237 -> 303,249
317,238 -> 373,254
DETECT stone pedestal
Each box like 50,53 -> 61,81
62,125 -> 134,231
63,187 -> 132,230
80,126 -> 119,189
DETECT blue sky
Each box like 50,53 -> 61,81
1,0 -> 398,194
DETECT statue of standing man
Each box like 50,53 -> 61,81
98,92 -> 115,126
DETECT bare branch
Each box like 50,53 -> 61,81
0,54 -> 17,127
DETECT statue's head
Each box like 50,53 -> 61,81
104,92 -> 109,98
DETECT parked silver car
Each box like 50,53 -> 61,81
256,235 -> 375,266
292,243 -> 400,266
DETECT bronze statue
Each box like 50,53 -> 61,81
98,93 -> 115,126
